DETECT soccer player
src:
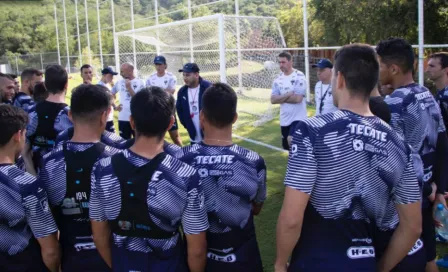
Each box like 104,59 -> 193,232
39,84 -> 120,271
13,68 -> 43,111
312,58 -> 337,115
0,73 -> 16,104
7,74 -> 20,95
80,64 -> 94,84
98,66 -> 119,133
90,86 -> 208,272
275,44 -> 422,272
111,62 -> 145,139
176,63 -> 212,144
376,38 -> 448,272
270,52 -> 307,150
146,55 -> 183,146
426,52 -> 448,130
0,104 -> 60,272
23,64 -> 73,176
369,84 -> 391,123
177,83 -> 266,271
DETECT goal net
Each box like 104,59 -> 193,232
114,14 -> 286,129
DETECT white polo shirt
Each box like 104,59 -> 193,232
314,81 -> 338,115
111,78 -> 146,121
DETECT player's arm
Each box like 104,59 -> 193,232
284,77 -> 306,104
22,182 -> 60,272
37,234 -> 61,272
22,142 -> 37,176
377,156 -> 422,272
271,92 -> 292,104
275,122 -> 316,271
176,92 -> 186,127
89,164 -> 112,268
182,172 -> 208,272
91,220 -> 112,268
166,76 -> 177,95
252,157 -> 267,216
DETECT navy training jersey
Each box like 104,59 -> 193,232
117,138 -> 181,156
55,127 -> 127,149
26,101 -> 73,165
176,142 -> 266,270
385,83 -> 445,187
89,149 -> 209,271
39,141 -> 120,271
13,92 -> 34,112
284,110 -> 421,271
0,164 -> 58,255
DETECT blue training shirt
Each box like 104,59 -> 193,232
0,164 -> 58,255
284,110 -> 421,271
13,92 -> 34,112
89,149 -> 209,253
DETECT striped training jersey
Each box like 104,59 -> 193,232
39,141 -> 121,208
13,92 -> 34,112
89,149 -> 209,253
0,164 -> 58,255
284,110 -> 421,270
55,127 -> 127,149
177,142 -> 266,233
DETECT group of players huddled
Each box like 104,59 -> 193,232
0,37 -> 447,272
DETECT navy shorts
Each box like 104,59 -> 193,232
106,120 -> 115,133
118,121 -> 135,140
281,121 -> 299,150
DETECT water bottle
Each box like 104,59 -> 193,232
434,204 -> 448,242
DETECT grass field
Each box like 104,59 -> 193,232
65,77 -> 448,271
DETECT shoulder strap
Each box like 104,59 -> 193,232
319,84 -> 331,114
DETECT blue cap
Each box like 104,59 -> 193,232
179,63 -> 200,73
438,204 -> 445,211
101,67 -> 118,75
154,55 -> 166,65
312,59 -> 333,69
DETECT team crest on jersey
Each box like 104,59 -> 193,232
291,80 -> 295,85
164,80 -> 167,84
40,198 -> 50,213
198,168 -> 209,178
118,220 -> 131,230
352,139 -> 364,152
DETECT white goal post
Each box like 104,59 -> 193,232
114,14 -> 287,127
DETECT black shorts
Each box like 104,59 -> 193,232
118,121 -> 135,140
422,204 -> 436,262
169,115 -> 179,132
281,121 -> 299,150
106,120 -> 115,133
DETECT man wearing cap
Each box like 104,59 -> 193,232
146,56 -> 183,146
312,59 -> 338,115
270,52 -> 307,150
111,63 -> 146,139
98,67 -> 120,133
176,63 -> 212,144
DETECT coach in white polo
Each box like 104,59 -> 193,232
111,63 -> 145,139
313,58 -> 338,115
271,52 -> 307,150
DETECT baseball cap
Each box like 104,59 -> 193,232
154,56 -> 166,65
101,67 -> 118,75
312,59 -> 333,69
178,63 -> 200,73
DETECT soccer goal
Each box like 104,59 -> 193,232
114,14 -> 286,128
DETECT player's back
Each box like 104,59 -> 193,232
177,142 -> 266,271
55,127 -> 127,149
285,110 -> 421,271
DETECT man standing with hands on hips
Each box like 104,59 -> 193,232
313,59 -> 338,115
112,63 -> 145,139
176,63 -> 212,144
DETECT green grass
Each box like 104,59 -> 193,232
66,77 -> 448,272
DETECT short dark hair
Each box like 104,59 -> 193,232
6,74 -> 17,79
0,104 -> 28,147
80,64 -> 92,74
130,86 -> 174,139
21,68 -> 43,83
334,43 -> 379,99
376,37 -> 415,74
44,64 -> 68,94
430,52 -> 448,69
70,84 -> 111,123
278,52 -> 292,61
202,83 -> 237,128
0,73 -> 13,81
33,82 -> 49,102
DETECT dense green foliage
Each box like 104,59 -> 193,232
0,0 -> 447,57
